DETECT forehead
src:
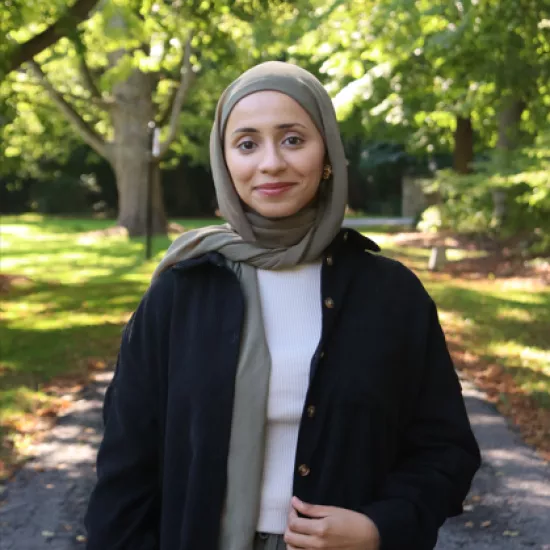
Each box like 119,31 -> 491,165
225,91 -> 315,130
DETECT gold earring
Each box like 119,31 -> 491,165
322,164 -> 332,180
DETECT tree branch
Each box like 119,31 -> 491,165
69,29 -> 112,107
7,0 -> 101,77
28,60 -> 112,161
156,81 -> 178,129
156,35 -> 194,160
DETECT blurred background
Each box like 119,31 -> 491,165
1,0 -> 549,500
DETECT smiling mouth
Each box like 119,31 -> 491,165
254,182 -> 296,196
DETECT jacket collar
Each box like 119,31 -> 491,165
327,228 -> 381,256
171,252 -> 227,273
169,228 -> 381,273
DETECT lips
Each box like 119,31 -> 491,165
254,182 -> 296,196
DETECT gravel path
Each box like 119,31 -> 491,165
1,372 -> 549,549
0,373 -> 109,550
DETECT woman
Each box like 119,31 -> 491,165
85,62 -> 481,550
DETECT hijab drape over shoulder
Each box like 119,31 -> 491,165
151,61 -> 348,550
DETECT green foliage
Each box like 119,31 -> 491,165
290,0 -> 550,241
418,128 -> 550,247
0,0 -> 319,174
2,0 -> 549,238
302,0 -> 550,148
29,175 -> 92,214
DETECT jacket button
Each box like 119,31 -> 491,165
307,405 -> 316,418
324,297 -> 334,309
343,232 -> 348,241
326,255 -> 333,266
298,464 -> 310,476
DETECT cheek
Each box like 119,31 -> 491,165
295,147 -> 324,183
225,152 -> 254,189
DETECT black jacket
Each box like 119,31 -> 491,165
85,229 -> 481,550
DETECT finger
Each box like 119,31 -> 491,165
288,506 -> 299,521
287,512 -> 323,536
284,528 -> 316,549
292,496 -> 333,518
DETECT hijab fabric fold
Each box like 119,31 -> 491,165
151,61 -> 348,550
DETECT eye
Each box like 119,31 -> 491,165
284,135 -> 304,146
237,139 -> 257,152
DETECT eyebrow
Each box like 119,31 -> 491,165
231,122 -> 307,135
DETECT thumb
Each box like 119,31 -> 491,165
292,496 -> 332,518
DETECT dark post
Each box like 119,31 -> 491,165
145,121 -> 156,260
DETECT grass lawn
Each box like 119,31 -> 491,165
377,236 -> 549,406
1,214 -> 549,477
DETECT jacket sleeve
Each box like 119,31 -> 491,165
85,276 -> 171,550
362,299 -> 481,550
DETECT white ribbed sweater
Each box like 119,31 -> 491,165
256,262 -> 322,534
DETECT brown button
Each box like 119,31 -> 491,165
326,255 -> 333,266
307,405 -> 316,418
298,464 -> 310,476
324,297 -> 334,309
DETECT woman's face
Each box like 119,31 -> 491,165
224,91 -> 326,219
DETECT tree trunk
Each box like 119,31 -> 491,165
428,245 -> 447,272
497,98 -> 525,151
492,98 -> 526,227
111,67 -> 167,236
453,116 -> 473,174
430,114 -> 473,272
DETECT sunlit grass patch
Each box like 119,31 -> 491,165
486,341 -> 550,407
376,237 -> 550,413
0,216 -> 549,476
425,280 -> 550,406
496,307 -> 533,323
0,216 -> 169,476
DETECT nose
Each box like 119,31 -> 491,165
258,143 -> 286,174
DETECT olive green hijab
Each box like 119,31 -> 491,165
152,61 -> 347,270
151,61 -> 348,549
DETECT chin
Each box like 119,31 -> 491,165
254,203 -> 302,219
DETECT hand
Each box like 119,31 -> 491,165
284,496 -> 380,549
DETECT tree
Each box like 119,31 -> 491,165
4,1 -> 240,235
2,0 -> 323,235
0,0 -> 100,81
295,0 -> 550,229
298,0 -> 548,152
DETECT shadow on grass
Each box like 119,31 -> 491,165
2,235 -> 171,259
1,279 -> 147,378
380,247 -> 550,410
429,285 -> 550,349
1,215 -> 114,233
2,214 -> 220,234
428,284 -> 550,408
